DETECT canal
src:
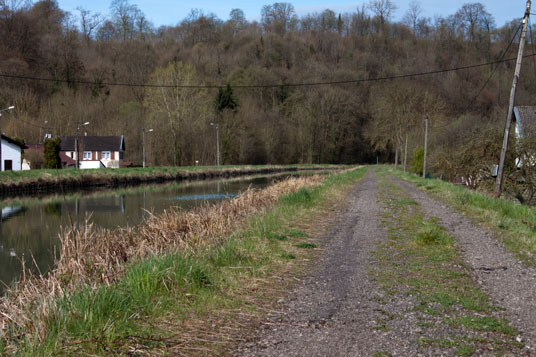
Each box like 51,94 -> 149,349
0,173 -> 302,294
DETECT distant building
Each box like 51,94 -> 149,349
514,106 -> 536,139
513,106 -> 536,167
59,135 -> 125,169
1,135 -> 26,171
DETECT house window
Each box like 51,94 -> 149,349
119,152 -> 123,160
101,151 -> 111,159
83,151 -> 92,160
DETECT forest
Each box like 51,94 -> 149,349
0,0 -> 534,195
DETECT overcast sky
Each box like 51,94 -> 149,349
56,0 -> 526,28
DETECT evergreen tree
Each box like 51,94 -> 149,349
215,84 -> 238,114
44,137 -> 61,169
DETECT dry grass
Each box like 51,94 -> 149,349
0,175 -> 324,352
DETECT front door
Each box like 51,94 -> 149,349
4,160 -> 12,171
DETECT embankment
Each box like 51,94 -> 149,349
0,167 -> 367,355
0,165 -> 344,197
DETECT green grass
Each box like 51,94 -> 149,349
0,164 -> 351,183
372,170 -> 521,355
295,243 -> 317,249
387,166 -> 536,266
8,166 -> 369,354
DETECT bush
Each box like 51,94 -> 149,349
411,147 -> 424,175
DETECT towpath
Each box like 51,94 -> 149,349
234,169 -> 536,356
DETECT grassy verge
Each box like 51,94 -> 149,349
386,167 -> 536,266
0,164 -> 348,183
0,167 -> 367,355
0,164 -> 351,197
372,170 -> 521,355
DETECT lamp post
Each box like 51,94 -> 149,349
0,106 -> 15,172
142,128 -> 153,168
210,122 -> 220,166
40,120 -> 48,144
75,121 -> 90,169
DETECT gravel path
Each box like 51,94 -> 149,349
235,170 -> 536,356
393,176 -> 536,353
237,170 -> 427,356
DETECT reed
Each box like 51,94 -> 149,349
0,175 -> 324,353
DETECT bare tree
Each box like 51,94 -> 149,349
367,0 -> 397,25
228,8 -> 247,34
76,7 -> 103,45
110,0 -> 138,41
403,0 -> 422,35
454,2 -> 495,43
144,61 -> 203,166
261,2 -> 298,36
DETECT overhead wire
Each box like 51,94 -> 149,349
432,22 -> 525,132
469,22 -> 522,104
2,53 -> 536,90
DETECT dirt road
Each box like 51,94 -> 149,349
235,169 -> 535,356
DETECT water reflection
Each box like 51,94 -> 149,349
0,173 -> 299,293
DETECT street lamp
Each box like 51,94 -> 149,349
75,121 -> 90,169
0,106 -> 15,172
142,128 -> 153,168
210,122 -> 220,166
0,106 -> 15,117
40,120 -> 48,144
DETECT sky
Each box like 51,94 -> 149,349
56,0 -> 526,28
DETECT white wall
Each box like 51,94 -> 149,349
80,160 -> 105,169
1,140 -> 22,171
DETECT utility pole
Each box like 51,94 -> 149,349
75,122 -> 90,169
423,117 -> 429,179
495,0 -> 531,197
403,131 -> 408,172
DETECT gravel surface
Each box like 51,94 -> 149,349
393,176 -> 536,353
234,170 -> 536,356
236,170 -> 427,356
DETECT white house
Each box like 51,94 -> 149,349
59,135 -> 125,169
1,135 -> 25,171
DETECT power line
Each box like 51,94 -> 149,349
2,53 -> 536,90
470,22 -> 522,104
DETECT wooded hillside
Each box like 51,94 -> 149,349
0,1 -> 533,179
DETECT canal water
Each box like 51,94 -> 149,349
0,173 -> 300,294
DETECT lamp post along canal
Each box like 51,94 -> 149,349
75,122 -> 90,169
142,128 -> 153,168
210,123 -> 220,166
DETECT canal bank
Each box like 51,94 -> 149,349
0,173 -> 312,294
0,167 -> 366,355
0,165 -> 347,197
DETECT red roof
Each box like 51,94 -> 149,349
60,152 -> 76,166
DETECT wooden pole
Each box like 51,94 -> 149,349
495,0 -> 531,197
423,117 -> 428,178
403,131 -> 408,172
394,144 -> 399,170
